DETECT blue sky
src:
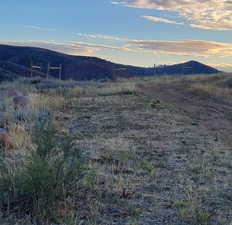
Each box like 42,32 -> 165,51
1,0 -> 232,71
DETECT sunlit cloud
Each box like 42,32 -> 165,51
69,41 -> 133,52
76,33 -> 232,58
0,40 -> 133,56
0,40 -> 96,56
112,0 -> 232,30
1,38 -> 232,61
142,15 -> 183,25
128,40 -> 232,57
209,63 -> 232,72
23,25 -> 56,31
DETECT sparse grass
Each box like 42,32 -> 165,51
70,81 -> 137,97
189,82 -> 232,99
174,198 -> 212,225
1,75 -> 232,224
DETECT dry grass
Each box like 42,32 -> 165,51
9,123 -> 34,152
189,83 -> 232,98
29,92 -> 66,111
1,75 -> 232,224
133,72 -> 230,87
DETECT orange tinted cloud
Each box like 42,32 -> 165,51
112,0 -> 232,30
2,39 -> 232,58
142,16 -> 183,25
128,39 -> 232,57
0,40 -> 132,56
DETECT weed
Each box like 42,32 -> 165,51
140,160 -> 156,176
127,205 -> 142,217
174,200 -> 212,225
85,170 -> 98,190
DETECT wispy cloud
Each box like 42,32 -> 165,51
142,15 -> 183,25
112,0 -> 232,30
76,33 -> 232,58
128,40 -> 232,57
0,40 -> 133,56
209,63 -> 232,72
23,25 -> 56,31
0,40 -> 96,56
2,38 -> 232,59
70,41 -> 133,52
77,33 -> 131,41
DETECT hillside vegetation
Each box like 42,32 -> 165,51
0,73 -> 232,225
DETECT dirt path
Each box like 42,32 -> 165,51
139,82 -> 232,146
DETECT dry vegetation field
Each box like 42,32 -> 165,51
0,73 -> 232,225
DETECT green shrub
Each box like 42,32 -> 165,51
0,110 -> 86,222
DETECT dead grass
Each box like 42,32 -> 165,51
29,92 -> 66,111
189,83 -> 232,99
1,76 -> 232,224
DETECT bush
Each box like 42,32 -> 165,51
0,110 -> 86,222
224,78 -> 232,88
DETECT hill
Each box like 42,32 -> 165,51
155,60 -> 219,75
0,44 -> 220,80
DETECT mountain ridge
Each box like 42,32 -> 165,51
0,44 -> 220,80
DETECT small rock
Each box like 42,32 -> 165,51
150,99 -> 161,109
0,131 -> 14,150
13,95 -> 31,108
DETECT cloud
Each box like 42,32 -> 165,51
1,38 -> 232,60
0,40 -> 132,56
128,39 -> 232,57
77,33 -> 131,41
76,33 -> 232,58
23,25 -> 56,31
209,63 -> 232,72
0,40 -> 96,56
142,15 -> 183,25
112,0 -> 232,30
69,41 -> 133,52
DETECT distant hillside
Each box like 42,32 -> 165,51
155,60 -> 220,75
0,44 -> 220,80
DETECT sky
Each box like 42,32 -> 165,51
1,0 -> 232,72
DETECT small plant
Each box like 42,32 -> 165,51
85,170 -> 98,190
195,210 -> 212,225
174,201 -> 212,225
140,160 -> 156,176
32,109 -> 56,158
127,205 -> 142,218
